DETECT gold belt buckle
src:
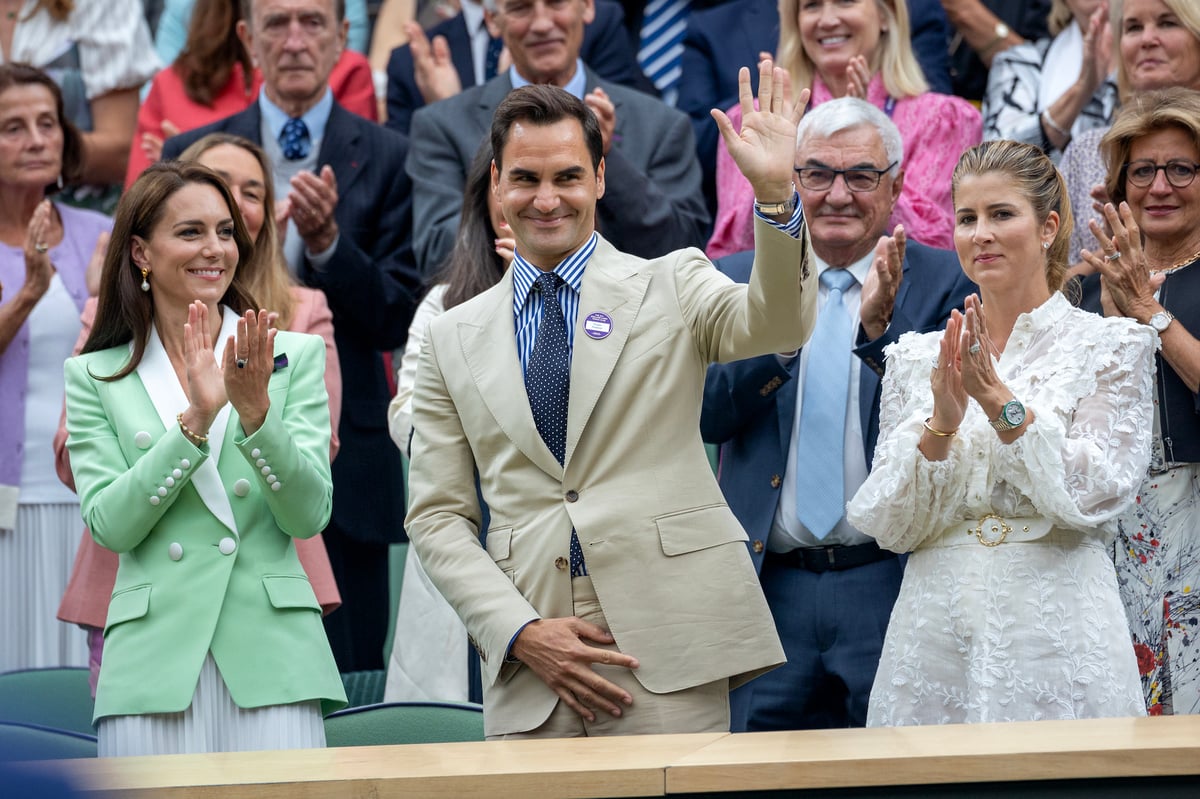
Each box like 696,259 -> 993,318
970,513 -> 1011,547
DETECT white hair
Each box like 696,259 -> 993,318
796,98 -> 904,176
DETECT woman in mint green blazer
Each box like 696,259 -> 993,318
63,162 -> 346,757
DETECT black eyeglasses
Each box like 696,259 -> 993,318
1123,159 -> 1200,189
793,162 -> 898,192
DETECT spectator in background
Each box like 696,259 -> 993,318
942,0 -> 1051,101
408,0 -> 708,274
0,63 -> 109,673
128,0 -> 377,187
982,0 -> 1117,161
678,0 -> 952,221
703,98 -> 973,732
1061,0 -> 1200,270
708,0 -> 980,259
163,0 -> 422,672
1,0 -> 160,208
154,0 -> 371,57
384,0 -> 650,135
384,139 -> 512,704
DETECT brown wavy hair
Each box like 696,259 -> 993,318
82,162 -> 257,380
176,0 -> 255,107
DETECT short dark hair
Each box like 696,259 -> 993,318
0,62 -> 84,192
490,85 -> 603,172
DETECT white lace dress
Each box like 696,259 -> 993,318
846,293 -> 1153,725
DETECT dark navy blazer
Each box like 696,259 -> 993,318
701,241 -> 974,567
385,0 -> 653,137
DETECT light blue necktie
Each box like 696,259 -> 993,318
638,0 -> 692,106
794,268 -> 855,540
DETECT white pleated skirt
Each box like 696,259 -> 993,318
0,502 -> 89,672
97,653 -> 326,757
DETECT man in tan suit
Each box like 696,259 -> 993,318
406,63 -> 817,739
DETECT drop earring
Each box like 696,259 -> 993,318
140,267 -> 150,292
57,174 -> 64,190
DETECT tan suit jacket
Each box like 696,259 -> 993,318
406,217 -> 816,737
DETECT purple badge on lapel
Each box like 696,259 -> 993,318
583,312 -> 613,340
273,353 -> 288,373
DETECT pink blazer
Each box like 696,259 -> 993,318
55,287 -> 343,628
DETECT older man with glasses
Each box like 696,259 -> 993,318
701,97 -> 976,732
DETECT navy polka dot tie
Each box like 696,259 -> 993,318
280,117 -> 311,160
525,273 -> 586,576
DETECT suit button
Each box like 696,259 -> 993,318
770,474 -> 782,488
564,490 -> 579,502
251,448 -> 262,458
157,486 -> 168,497
256,458 -> 267,468
261,465 -> 271,475
233,479 -> 251,497
149,495 -> 161,506
168,542 -> 183,561
271,482 -> 282,492
180,459 -> 190,469
218,537 -> 237,555
165,477 -> 175,487
555,557 -> 568,570
172,468 -> 183,479
134,431 -> 152,449
752,540 -> 765,554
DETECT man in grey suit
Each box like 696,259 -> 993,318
407,0 -> 709,274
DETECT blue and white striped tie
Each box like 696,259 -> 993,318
638,0 -> 692,107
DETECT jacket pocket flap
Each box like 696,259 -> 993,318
106,584 -> 151,628
262,575 -> 321,611
485,526 -> 513,561
656,505 -> 748,556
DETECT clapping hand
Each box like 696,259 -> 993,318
180,301 -> 228,437
1081,202 -> 1164,321
22,199 -> 56,300
712,59 -> 809,210
860,225 -> 906,340
222,309 -> 277,436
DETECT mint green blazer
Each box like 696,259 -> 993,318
64,326 -> 347,721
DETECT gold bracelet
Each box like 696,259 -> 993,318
923,417 -> 957,438
177,413 -> 208,447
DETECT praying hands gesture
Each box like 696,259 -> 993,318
712,59 -> 809,215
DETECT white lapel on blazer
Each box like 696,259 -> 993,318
138,308 -> 239,538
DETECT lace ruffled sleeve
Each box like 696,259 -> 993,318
846,332 -> 972,552
991,318 -> 1155,534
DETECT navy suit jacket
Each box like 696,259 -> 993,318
678,0 -> 953,218
385,0 -> 653,137
700,241 -> 974,568
163,102 -> 422,545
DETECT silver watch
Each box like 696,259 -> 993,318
1149,309 -> 1175,333
989,398 -> 1026,432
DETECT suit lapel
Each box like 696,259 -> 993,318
459,275 -> 563,478
447,16 -> 476,88
318,104 -> 364,200
138,310 -> 240,538
564,237 -> 649,464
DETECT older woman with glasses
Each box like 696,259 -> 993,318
1079,87 -> 1200,716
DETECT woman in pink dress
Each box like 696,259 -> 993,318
708,0 -> 980,258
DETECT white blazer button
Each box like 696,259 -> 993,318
218,537 -> 237,555
233,479 -> 251,497
271,482 -> 282,492
261,465 -> 271,475
266,475 -> 278,484
149,495 -> 161,506
165,477 -> 175,487
134,431 -> 152,449
180,459 -> 191,469
168,542 -> 183,561
255,458 -> 267,468
172,468 -> 183,479
251,448 -> 261,458
157,486 -> 168,497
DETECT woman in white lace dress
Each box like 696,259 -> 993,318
846,140 -> 1154,725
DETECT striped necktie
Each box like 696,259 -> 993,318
638,0 -> 692,107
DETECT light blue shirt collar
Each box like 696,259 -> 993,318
508,59 -> 588,100
258,88 -> 334,145
511,232 -> 596,315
